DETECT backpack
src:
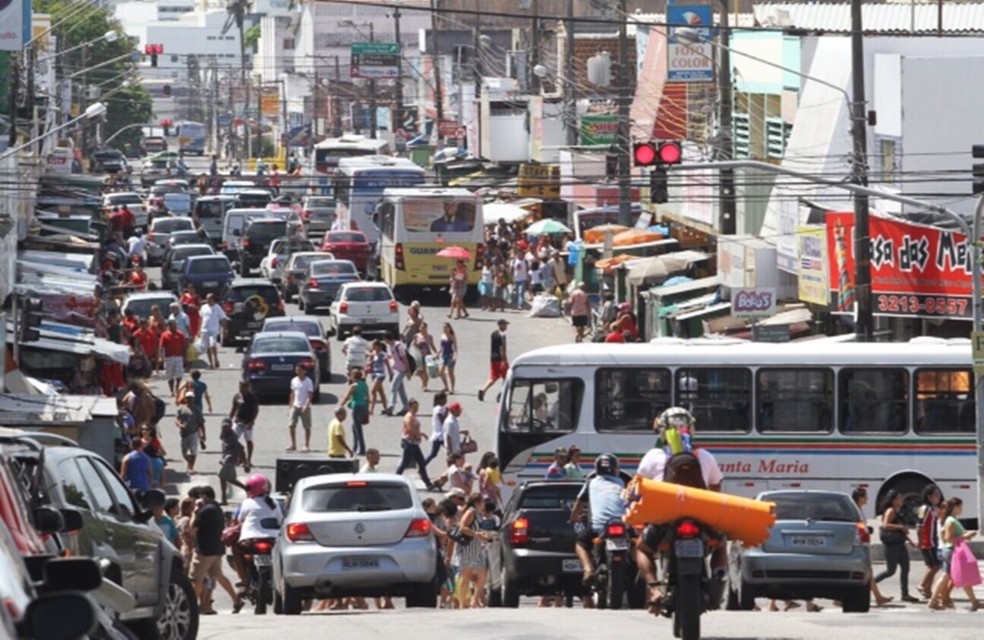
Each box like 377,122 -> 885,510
662,450 -> 706,490
152,395 -> 167,426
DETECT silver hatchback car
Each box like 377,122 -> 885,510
272,473 -> 437,613
728,490 -> 871,612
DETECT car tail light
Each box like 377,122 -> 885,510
286,522 -> 314,542
405,517 -> 432,538
253,539 -> 273,554
223,301 -> 234,314
247,359 -> 267,372
243,238 -> 251,248
389,300 -> 398,312
299,357 -> 316,371
302,209 -> 312,221
606,522 -> 626,537
271,257 -> 278,268
307,279 -> 318,288
311,339 -> 326,352
855,522 -> 871,545
676,520 -> 700,540
475,242 -> 485,270
395,242 -> 405,270
339,301 -> 348,313
509,517 -> 529,545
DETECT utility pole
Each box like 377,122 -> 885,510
473,0 -> 482,152
281,78 -> 288,162
368,23 -> 377,139
334,55 -> 343,135
850,0 -> 873,341
8,57 -> 18,147
565,0 -> 577,146
394,5 -> 403,133
530,0 -> 541,93
616,0 -> 632,227
717,1 -> 737,235
431,0 -> 445,138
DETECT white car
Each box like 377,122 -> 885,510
327,281 -> 400,341
259,238 -> 316,283
102,192 -> 149,228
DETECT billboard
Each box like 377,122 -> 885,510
0,0 -> 30,51
580,114 -> 618,145
350,42 -> 400,79
825,211 -> 973,320
666,4 -> 714,82
797,226 -> 828,306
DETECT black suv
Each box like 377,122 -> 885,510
91,149 -> 129,174
238,218 -> 289,277
220,279 -> 286,346
1,433 -> 199,640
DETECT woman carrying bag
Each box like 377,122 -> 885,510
874,490 -> 920,603
930,497 -> 982,611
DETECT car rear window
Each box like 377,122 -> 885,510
173,247 -> 213,263
188,257 -> 231,274
519,485 -> 581,510
108,194 -> 142,205
154,218 -> 194,234
328,232 -> 366,244
236,193 -> 272,207
312,261 -> 357,276
229,286 -> 280,304
291,254 -> 330,271
196,200 -> 228,219
252,336 -> 310,354
343,286 -> 392,302
767,494 -> 859,522
247,221 -> 287,241
302,482 -> 413,512
125,296 -> 175,319
305,197 -> 333,208
264,321 -> 320,337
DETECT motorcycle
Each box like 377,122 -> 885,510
657,518 -> 725,640
591,518 -> 633,610
240,537 -> 276,615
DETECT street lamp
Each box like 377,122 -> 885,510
2,102 -> 106,158
36,30 -> 120,63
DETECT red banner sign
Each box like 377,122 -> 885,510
825,211 -> 972,319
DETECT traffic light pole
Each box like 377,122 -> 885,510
850,0 -> 873,343
10,295 -> 18,374
616,0 -> 632,228
717,0 -> 737,235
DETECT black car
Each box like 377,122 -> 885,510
238,218 -> 290,277
220,279 -> 285,346
241,331 -> 320,402
298,259 -> 361,313
259,315 -> 331,383
91,149 -> 129,174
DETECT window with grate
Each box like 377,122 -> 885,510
766,117 -> 791,159
733,113 -> 750,159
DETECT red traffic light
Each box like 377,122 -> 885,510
160,118 -> 172,127
633,143 -> 658,167
634,141 -> 683,167
657,141 -> 682,164
144,43 -> 164,54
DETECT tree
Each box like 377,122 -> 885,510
34,0 -> 152,152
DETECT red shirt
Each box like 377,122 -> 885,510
130,271 -> 148,290
604,331 -> 625,343
134,328 -> 157,360
159,329 -> 186,358
122,316 -> 140,335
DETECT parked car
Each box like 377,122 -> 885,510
271,473 -> 436,613
728,490 -> 871,612
238,218 -> 291,277
1,435 -> 199,639
320,230 -> 371,274
141,136 -> 168,155
220,279 -> 285,346
121,290 -> 178,320
233,189 -> 273,209
299,259 -> 361,313
301,195 -> 335,234
280,251 -> 335,302
241,331 -> 320,401
486,480 -> 589,607
180,254 -> 235,299
91,148 -> 129,174
193,194 -> 235,245
162,243 -> 214,292
260,237 -> 316,282
327,281 -> 399,341
147,216 -> 195,265
260,315 -> 331,383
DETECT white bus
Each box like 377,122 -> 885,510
332,156 -> 426,244
313,134 -> 390,195
376,187 -> 484,294
495,337 -> 977,520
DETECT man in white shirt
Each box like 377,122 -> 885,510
341,326 -> 371,374
127,230 -> 147,262
198,293 -> 228,370
287,363 -> 314,452
169,302 -> 192,340
442,402 -> 468,457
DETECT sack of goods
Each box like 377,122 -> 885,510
529,294 -> 562,318
425,355 -> 439,379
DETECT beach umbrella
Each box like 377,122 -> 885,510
436,246 -> 472,259
627,257 -> 670,286
525,218 -> 572,236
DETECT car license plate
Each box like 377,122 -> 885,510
674,539 -> 704,558
271,364 -> 293,372
362,318 -> 378,324
247,321 -> 262,329
253,555 -> 272,567
790,535 -> 827,548
203,281 -> 218,287
342,557 -> 379,570
606,538 -> 629,551
562,559 -> 582,573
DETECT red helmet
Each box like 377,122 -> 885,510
244,473 -> 271,498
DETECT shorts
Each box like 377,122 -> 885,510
576,525 -> 597,552
233,421 -> 253,442
530,283 -> 543,294
219,458 -> 238,482
489,360 -> 509,381
189,553 -> 224,581
478,282 -> 492,297
921,548 -> 941,569
940,547 -> 953,573
180,434 -> 199,458
289,405 -> 312,431
200,331 -> 218,350
441,356 -> 456,369
572,314 -> 590,328
164,356 -> 184,379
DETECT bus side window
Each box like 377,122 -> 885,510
675,367 -> 751,433
756,368 -> 833,433
914,368 -> 973,434
839,368 -> 908,434
595,368 -> 670,432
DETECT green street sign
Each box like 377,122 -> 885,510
350,42 -> 400,80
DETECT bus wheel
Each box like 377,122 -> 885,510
881,476 -> 931,526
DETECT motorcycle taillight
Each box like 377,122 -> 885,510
606,522 -> 626,537
676,520 -> 701,539
253,540 -> 273,554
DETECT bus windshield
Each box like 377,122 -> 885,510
504,378 -> 582,434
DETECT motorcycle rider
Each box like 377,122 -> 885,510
232,474 -> 284,587
634,407 -> 725,611
569,453 -> 629,586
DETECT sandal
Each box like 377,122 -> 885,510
784,601 -> 801,611
805,602 -> 823,613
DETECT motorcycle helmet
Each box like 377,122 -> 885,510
656,407 -> 696,453
594,453 -> 619,476
244,473 -> 271,499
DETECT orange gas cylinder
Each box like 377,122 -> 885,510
624,476 -> 777,547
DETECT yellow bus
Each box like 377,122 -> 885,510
376,187 -> 485,296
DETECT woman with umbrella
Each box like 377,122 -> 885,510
448,259 -> 470,319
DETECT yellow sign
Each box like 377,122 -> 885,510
796,225 -> 828,306
260,87 -> 280,118
518,163 -> 560,199
973,330 -> 984,376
